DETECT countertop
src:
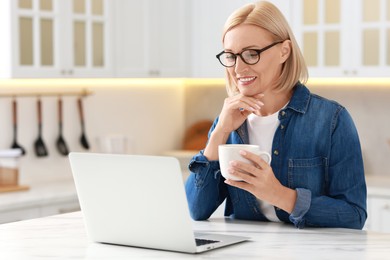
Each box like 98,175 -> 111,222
0,177 -> 78,212
0,211 -> 390,259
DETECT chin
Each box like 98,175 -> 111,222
238,87 -> 261,97
236,82 -> 262,96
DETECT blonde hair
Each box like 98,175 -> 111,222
222,1 -> 308,96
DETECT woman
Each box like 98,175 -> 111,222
185,1 -> 367,229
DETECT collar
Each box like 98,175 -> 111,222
285,82 -> 311,114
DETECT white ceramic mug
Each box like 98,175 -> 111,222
218,144 -> 271,181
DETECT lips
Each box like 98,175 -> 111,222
238,76 -> 257,86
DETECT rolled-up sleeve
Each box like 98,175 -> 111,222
185,151 -> 227,220
289,188 -> 312,228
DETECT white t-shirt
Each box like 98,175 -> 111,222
247,111 -> 282,222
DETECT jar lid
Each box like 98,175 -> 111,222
0,149 -> 23,158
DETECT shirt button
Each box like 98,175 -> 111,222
280,125 -> 285,130
281,111 -> 286,116
273,150 -> 279,156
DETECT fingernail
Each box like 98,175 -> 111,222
239,150 -> 247,155
229,161 -> 238,166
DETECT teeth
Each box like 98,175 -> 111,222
239,77 -> 256,82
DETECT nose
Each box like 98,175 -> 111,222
234,56 -> 249,74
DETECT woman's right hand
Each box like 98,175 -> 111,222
203,93 -> 264,160
216,93 -> 264,134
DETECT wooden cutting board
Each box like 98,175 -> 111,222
0,185 -> 30,193
183,120 -> 213,150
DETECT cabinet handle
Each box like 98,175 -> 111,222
149,70 -> 160,77
58,206 -> 80,214
60,70 -> 74,75
343,70 -> 358,76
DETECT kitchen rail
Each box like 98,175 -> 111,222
0,88 -> 93,98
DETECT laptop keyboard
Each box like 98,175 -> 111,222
195,238 -> 220,246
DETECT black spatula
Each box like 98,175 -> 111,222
56,97 -> 69,156
10,99 -> 26,155
34,98 -> 48,157
78,97 -> 90,149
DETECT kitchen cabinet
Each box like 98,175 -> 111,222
0,178 -> 80,224
113,0 -> 190,77
0,200 -> 80,224
0,207 -> 40,224
292,0 -> 390,77
0,0 -> 113,78
366,195 -> 390,233
40,200 -> 81,216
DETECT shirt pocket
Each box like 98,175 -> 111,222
288,157 -> 328,195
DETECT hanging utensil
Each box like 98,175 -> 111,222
56,97 -> 70,156
34,98 -> 48,157
78,97 -> 90,149
10,99 -> 26,155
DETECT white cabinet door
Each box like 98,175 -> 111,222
0,0 -> 113,78
149,0 -> 189,77
113,0 -> 189,77
1,0 -> 60,78
292,0 -> 346,77
113,0 -> 148,77
354,0 -> 390,76
40,201 -> 80,217
0,207 -> 41,224
0,200 -> 80,224
368,196 -> 390,233
62,0 -> 113,77
292,0 -> 390,77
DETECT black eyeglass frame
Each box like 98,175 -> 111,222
216,41 -> 284,67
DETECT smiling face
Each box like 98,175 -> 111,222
223,24 -> 288,97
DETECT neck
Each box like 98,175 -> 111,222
259,89 -> 292,116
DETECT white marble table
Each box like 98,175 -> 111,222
0,211 -> 390,259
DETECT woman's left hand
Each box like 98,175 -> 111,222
224,150 -> 297,213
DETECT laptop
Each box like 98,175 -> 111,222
68,152 -> 249,254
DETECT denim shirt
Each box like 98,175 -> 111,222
185,83 -> 367,229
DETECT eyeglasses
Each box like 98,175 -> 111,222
216,41 -> 283,67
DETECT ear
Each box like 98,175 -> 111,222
279,40 -> 291,64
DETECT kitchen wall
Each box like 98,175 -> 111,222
0,79 -> 185,185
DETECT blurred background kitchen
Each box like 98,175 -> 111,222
0,0 -> 390,232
